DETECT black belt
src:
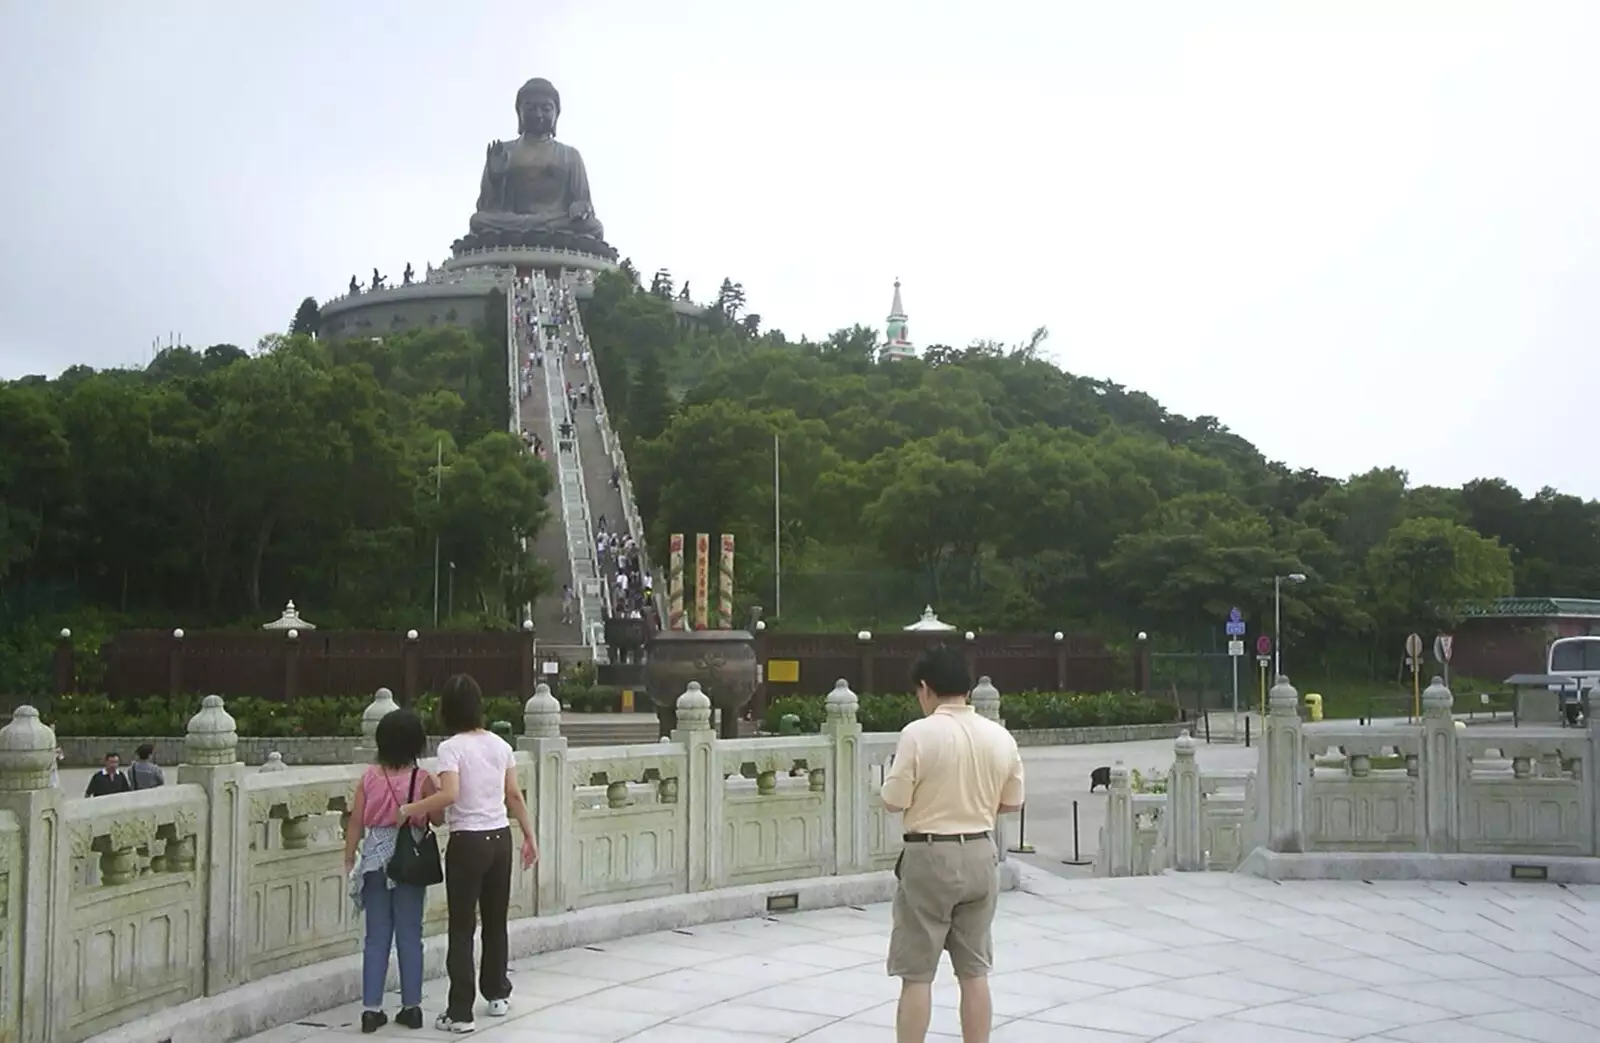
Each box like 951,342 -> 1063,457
903,831 -> 991,843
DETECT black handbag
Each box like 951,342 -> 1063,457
387,769 -> 444,887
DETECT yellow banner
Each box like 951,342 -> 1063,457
694,533 -> 710,630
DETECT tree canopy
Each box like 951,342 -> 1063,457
0,317 -> 549,648
580,270 -> 1599,674
4,268 -> 1597,690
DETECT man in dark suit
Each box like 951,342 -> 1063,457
84,751 -> 130,798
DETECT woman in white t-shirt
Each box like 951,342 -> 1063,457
398,674 -> 537,1034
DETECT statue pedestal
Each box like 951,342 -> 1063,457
645,630 -> 757,740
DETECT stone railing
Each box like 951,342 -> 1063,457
444,244 -> 620,274
1098,676 -> 1599,876
318,268 -> 512,314
0,679 -> 910,1042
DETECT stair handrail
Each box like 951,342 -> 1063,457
563,274 -> 666,624
541,274 -> 610,661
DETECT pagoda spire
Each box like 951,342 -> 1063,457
882,277 -> 914,361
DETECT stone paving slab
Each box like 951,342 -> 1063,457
234,868 -> 1600,1042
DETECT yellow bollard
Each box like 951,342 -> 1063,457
1304,693 -> 1324,722
621,689 -> 634,713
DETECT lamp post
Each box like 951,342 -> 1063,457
1273,573 -> 1307,678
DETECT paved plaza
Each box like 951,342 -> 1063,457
236,868 -> 1600,1043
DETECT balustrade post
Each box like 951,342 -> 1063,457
1169,732 -> 1203,871
1263,676 -> 1305,853
971,676 -> 1002,725
177,695 -> 246,994
671,683 -> 723,892
823,680 -> 864,875
1097,763 -> 1133,877
354,687 -> 399,763
0,706 -> 65,1042
969,677 -> 1008,859
518,683 -> 568,914
1419,676 -> 1458,852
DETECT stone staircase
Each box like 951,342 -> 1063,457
560,713 -> 661,747
561,713 -> 760,746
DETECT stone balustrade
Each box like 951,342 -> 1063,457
0,679 -> 910,1043
1098,675 -> 1600,877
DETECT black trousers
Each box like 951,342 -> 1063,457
444,827 -> 513,1020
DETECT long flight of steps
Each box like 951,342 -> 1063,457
562,713 -> 758,746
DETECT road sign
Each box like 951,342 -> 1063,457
1256,635 -> 1272,655
1256,655 -> 1271,667
1225,607 -> 1246,636
1228,639 -> 1245,657
1433,634 -> 1454,663
1405,633 -> 1423,658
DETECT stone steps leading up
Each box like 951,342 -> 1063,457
561,717 -> 660,747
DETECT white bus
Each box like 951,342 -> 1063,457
1549,635 -> 1600,684
1547,636 -> 1600,724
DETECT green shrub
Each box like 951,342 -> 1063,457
762,690 -> 1179,734
46,691 -> 529,737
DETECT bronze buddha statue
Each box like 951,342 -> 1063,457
456,77 -> 617,259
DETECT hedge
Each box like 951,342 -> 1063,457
762,690 -> 1180,734
41,688 -> 635,738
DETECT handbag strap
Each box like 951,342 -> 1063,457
377,768 -> 408,820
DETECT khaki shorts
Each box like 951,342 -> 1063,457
886,836 -> 1000,982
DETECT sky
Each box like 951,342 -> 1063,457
2,1 -> 1596,499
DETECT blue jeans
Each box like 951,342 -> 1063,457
362,871 -> 425,1009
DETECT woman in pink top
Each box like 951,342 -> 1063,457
342,709 -> 440,1033
398,674 -> 536,1034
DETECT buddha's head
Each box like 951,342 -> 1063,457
516,78 -> 560,138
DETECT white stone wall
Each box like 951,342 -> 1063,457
0,680 -> 922,1043
1097,676 -> 1600,877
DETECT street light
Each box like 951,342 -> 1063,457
1273,572 -> 1307,678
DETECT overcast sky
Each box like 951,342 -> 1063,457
2,2 -> 1596,498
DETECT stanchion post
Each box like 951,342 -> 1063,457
1244,716 -> 1252,748
1061,799 -> 1093,866
1204,711 -> 1211,744
1007,804 -> 1035,855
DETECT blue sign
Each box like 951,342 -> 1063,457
1225,607 -> 1246,636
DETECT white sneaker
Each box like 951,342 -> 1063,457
487,998 -> 511,1017
434,1013 -> 475,1033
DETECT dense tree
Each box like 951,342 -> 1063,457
0,328 -> 550,639
7,265 -> 1598,689
290,297 -> 321,337
572,270 -> 1598,670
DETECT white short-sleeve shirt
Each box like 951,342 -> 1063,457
435,730 -> 514,833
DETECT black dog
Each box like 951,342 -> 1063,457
1089,765 -> 1111,792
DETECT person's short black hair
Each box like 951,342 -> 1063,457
104,750 -> 120,761
135,743 -> 155,760
911,645 -> 970,699
375,708 -> 428,769
439,673 -> 485,734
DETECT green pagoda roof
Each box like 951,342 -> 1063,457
1460,597 -> 1600,619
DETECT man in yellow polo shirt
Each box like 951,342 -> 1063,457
880,645 -> 1025,1043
